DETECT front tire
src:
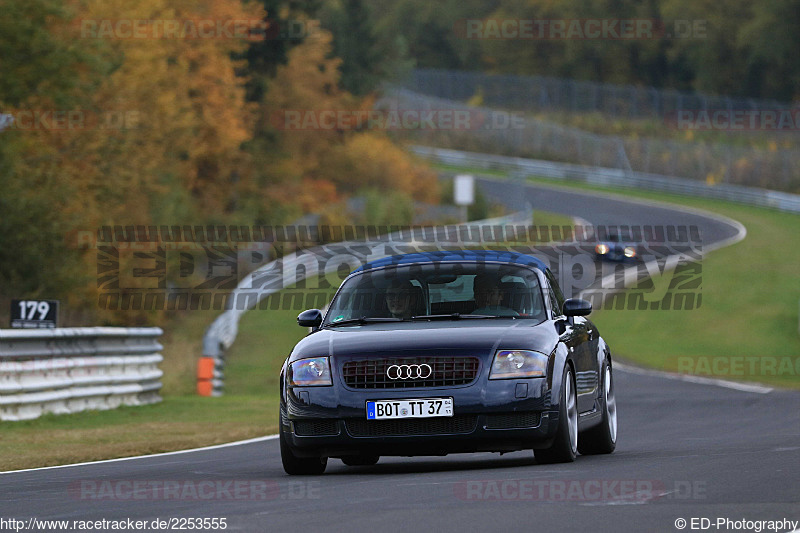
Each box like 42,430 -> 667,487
280,421 -> 327,475
578,361 -> 617,455
535,366 -> 578,464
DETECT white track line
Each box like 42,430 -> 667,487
0,435 -> 278,475
615,362 -> 773,394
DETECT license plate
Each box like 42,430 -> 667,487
366,398 -> 453,420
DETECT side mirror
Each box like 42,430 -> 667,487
297,309 -> 323,328
563,298 -> 592,317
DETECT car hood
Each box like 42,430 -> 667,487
289,320 -> 559,361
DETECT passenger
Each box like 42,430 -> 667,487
472,274 -> 518,317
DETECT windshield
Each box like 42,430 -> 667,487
323,263 -> 547,325
605,231 -> 634,243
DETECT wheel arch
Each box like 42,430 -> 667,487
549,343 -> 577,413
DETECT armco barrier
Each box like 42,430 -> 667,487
0,327 -> 163,421
410,145 -> 800,215
380,87 -> 800,193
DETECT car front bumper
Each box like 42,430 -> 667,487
281,378 -> 560,458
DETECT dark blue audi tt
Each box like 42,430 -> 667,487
279,250 -> 617,474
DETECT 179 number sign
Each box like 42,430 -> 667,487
11,299 -> 58,328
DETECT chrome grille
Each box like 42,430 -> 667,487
341,357 -> 481,389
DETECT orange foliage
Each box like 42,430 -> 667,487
2,0 -> 440,325
258,30 -> 438,212
318,134 -> 439,204
71,0 -> 263,219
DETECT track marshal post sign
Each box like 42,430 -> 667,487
10,299 -> 59,328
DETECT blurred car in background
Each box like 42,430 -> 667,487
594,228 -> 639,262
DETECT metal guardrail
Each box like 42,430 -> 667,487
380,88 -> 632,172
0,327 -> 163,421
411,146 -> 800,215
404,68 -> 793,120
380,87 -> 800,193
201,210 -> 534,396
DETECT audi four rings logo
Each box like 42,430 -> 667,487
387,364 -> 433,380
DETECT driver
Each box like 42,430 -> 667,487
384,279 -> 419,319
472,274 -> 518,317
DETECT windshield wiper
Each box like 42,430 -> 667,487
325,316 -> 407,327
411,313 -> 501,321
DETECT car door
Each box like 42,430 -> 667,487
545,270 -> 597,414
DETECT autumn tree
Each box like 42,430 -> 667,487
0,0 -> 110,311
243,0 -> 323,102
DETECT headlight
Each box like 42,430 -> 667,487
623,246 -> 636,258
489,350 -> 548,379
595,244 -> 609,255
289,357 -> 332,386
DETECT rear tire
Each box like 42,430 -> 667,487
341,454 -> 380,466
280,421 -> 327,475
535,366 -> 578,464
578,362 -> 617,455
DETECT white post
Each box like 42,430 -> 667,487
0,113 -> 14,132
454,174 -> 475,223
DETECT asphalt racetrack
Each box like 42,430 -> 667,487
2,181 -> 797,533
2,370 -> 798,532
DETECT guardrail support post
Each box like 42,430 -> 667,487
200,335 -> 225,396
